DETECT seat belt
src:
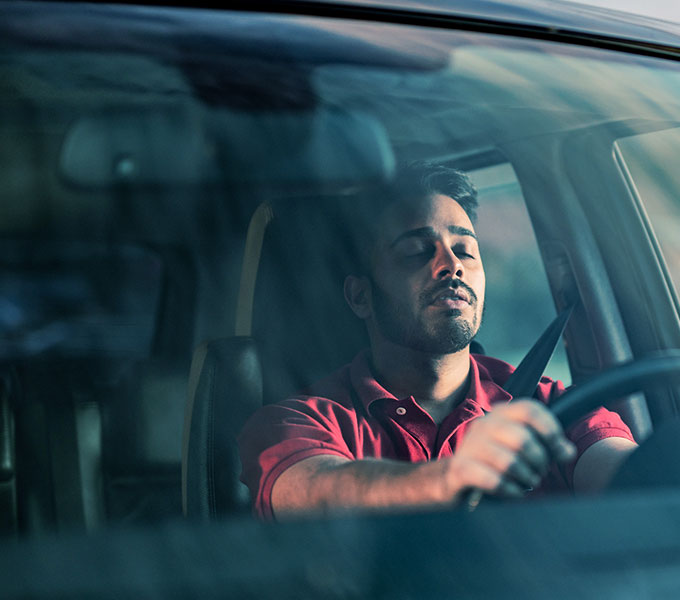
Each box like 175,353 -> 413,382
502,302 -> 575,398
465,302 -> 575,511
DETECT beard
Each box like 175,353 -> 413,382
370,278 -> 482,354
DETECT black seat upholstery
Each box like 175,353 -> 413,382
0,374 -> 17,536
182,337 -> 262,518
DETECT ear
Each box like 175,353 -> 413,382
344,275 -> 372,320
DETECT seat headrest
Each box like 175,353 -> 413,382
251,198 -> 368,403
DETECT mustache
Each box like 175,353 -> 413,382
422,279 -> 478,306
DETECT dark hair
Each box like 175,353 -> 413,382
390,161 -> 478,224
341,161 -> 479,276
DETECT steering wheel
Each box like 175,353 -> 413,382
550,349 -> 680,428
465,350 -> 680,510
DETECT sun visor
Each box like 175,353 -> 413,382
59,106 -> 395,189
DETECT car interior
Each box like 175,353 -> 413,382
3,7 -> 680,590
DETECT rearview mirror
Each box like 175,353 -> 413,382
59,106 -> 395,189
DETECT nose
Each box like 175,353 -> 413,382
433,244 -> 464,280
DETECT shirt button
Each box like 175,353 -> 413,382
396,407 -> 407,416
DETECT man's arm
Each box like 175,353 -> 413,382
572,437 -> 637,492
271,400 -> 576,517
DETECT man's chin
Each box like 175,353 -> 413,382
413,325 -> 477,355
438,319 -> 479,354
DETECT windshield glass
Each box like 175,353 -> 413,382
2,1 -> 680,547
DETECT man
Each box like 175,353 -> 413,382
238,162 -> 637,520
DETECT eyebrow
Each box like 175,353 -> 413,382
389,225 -> 477,248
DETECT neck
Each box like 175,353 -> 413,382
369,339 -> 471,407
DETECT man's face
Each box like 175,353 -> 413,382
366,193 -> 485,355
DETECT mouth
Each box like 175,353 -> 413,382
430,286 -> 473,309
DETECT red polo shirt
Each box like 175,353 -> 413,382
238,351 -> 634,519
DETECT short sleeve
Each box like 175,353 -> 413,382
534,378 -> 636,491
562,406 -> 636,487
238,398 -> 356,519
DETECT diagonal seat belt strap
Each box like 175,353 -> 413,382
502,303 -> 575,398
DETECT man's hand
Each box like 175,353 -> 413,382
443,399 -> 576,500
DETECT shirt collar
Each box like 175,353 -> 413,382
465,354 -> 513,412
349,349 -> 513,413
349,349 -> 398,411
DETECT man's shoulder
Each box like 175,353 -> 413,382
289,349 -> 382,411
239,361 -> 358,441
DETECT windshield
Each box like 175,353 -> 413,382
2,4 -> 680,594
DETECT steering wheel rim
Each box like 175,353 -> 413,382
551,350 -> 680,428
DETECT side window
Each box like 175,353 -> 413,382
614,128 -> 680,298
469,163 -> 571,385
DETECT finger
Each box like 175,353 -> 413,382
455,458 -> 525,499
484,421 -> 551,477
496,476 -> 528,498
502,400 -> 576,462
479,441 -> 543,490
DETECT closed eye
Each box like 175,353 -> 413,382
453,243 -> 477,260
395,238 -> 435,259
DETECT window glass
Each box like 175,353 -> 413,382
470,163 -> 571,385
615,128 -> 680,297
